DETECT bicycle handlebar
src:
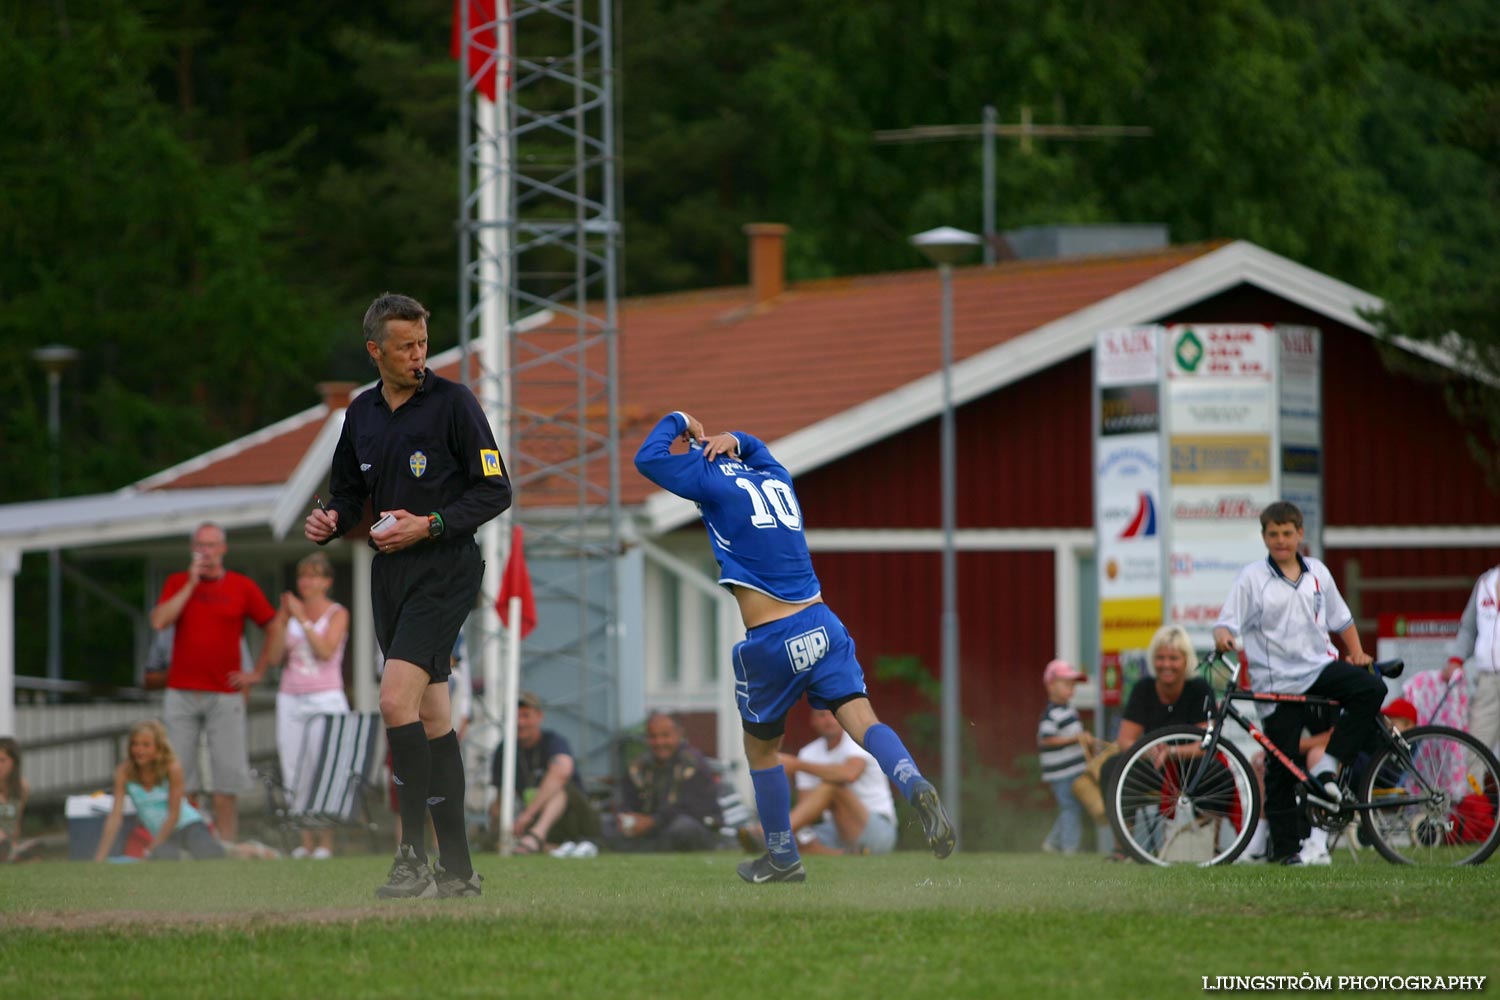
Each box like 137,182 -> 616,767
1199,650 -> 1404,685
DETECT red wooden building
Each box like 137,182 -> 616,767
627,234 -> 1500,774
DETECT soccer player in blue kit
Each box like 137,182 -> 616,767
635,411 -> 955,882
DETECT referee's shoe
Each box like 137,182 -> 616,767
376,845 -> 439,899
433,862 -> 484,898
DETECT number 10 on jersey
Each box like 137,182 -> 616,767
735,477 -> 802,529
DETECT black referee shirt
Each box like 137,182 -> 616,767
325,370 -> 512,545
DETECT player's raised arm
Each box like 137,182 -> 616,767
634,411 -> 714,501
722,430 -> 776,470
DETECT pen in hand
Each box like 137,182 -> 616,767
314,494 -> 328,512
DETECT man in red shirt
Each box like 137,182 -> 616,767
149,522 -> 279,840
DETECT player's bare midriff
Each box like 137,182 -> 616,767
732,585 -> 822,630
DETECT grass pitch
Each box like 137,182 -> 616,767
1,852 -> 1495,999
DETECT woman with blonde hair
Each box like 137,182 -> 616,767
93,721 -> 276,861
1115,625 -> 1214,753
1100,626 -> 1219,861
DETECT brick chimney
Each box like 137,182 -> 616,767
743,223 -> 789,304
316,381 -> 358,410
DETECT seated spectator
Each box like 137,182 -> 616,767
606,711 -> 723,852
1115,625 -> 1215,753
1105,626 -> 1215,861
1379,697 -> 1419,734
93,721 -> 277,862
489,692 -> 601,854
1287,698 -> 1420,866
0,737 -> 40,863
783,707 -> 897,856
1284,703 -> 1339,866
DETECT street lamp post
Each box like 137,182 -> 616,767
31,344 -> 80,693
908,227 -> 980,846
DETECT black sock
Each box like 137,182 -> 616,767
387,722 -> 431,862
428,729 -> 472,878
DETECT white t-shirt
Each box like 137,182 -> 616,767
1215,554 -> 1353,694
796,731 -> 895,822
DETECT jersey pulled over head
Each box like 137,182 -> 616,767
634,412 -> 819,603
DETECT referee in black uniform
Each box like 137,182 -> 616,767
305,293 -> 511,898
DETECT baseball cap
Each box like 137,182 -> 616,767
1381,698 -> 1418,724
1043,659 -> 1088,685
517,690 -> 543,710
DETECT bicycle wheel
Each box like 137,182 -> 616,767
1106,725 -> 1260,866
1358,725 -> 1500,866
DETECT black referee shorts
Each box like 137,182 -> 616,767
372,538 -> 484,683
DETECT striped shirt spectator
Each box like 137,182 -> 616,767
1037,702 -> 1087,782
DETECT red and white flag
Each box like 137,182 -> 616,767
451,0 -> 506,101
496,524 -> 537,638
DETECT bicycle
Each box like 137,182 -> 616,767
1105,651 -> 1500,866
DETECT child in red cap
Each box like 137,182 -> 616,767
1380,698 -> 1419,732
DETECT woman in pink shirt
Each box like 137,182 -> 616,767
262,552 -> 350,858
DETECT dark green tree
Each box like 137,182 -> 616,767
1364,0 -> 1500,481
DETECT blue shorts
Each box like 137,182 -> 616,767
732,604 -> 867,725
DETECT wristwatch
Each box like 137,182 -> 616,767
427,513 -> 444,539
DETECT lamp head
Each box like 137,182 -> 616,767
909,227 -> 982,266
31,344 -> 81,375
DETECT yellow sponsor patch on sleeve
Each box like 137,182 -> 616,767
480,449 -> 505,478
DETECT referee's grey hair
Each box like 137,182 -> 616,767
363,293 -> 430,347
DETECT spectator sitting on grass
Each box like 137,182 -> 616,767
0,737 -> 40,863
94,721 -> 278,862
490,692 -> 601,854
779,708 -> 896,856
607,711 -> 723,853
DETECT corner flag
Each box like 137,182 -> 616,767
496,524 -> 537,638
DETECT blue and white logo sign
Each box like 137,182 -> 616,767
785,627 -> 829,673
409,450 -> 428,478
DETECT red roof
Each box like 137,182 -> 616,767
615,243 -> 1216,502
142,243 -> 1221,505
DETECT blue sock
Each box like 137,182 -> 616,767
863,723 -> 923,801
750,765 -> 798,864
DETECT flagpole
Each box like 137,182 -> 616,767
499,596 -> 522,855
477,1 -> 512,801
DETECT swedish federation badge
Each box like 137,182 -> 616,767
409,450 -> 428,478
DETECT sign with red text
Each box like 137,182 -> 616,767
1095,327 -> 1164,664
1162,325 -> 1278,647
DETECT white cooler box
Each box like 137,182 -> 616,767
66,793 -> 139,861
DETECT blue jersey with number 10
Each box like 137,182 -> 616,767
634,412 -> 821,604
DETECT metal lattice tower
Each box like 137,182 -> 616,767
456,0 -> 621,772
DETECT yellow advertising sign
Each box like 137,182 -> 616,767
1100,596 -> 1163,651
1170,435 -> 1271,485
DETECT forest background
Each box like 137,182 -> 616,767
0,0 -> 1495,681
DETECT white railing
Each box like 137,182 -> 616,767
13,699 -> 279,802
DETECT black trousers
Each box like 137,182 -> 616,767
1262,660 -> 1387,858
